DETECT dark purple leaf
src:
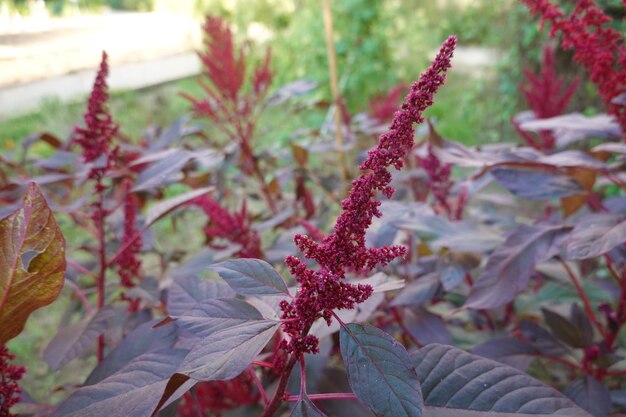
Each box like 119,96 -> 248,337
541,308 -> 589,348
85,320 -> 178,385
51,348 -> 192,417
435,257 -> 465,291
570,304 -> 594,348
150,116 -> 202,151
490,167 -> 584,200
208,258 -> 290,296
174,298 -> 267,336
565,213 -> 626,260
145,187 -> 214,226
43,307 -> 115,371
404,308 -> 452,346
176,298 -> 279,380
413,344 -> 593,416
471,337 -> 539,359
466,223 -> 572,310
518,321 -> 569,356
390,273 -> 439,308
564,376 -> 611,417
167,275 -> 235,316
290,394 -> 328,417
611,391 -> 626,408
340,323 -> 423,417
133,149 -> 222,192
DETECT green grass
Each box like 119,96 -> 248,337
0,67 -> 508,153
0,76 -> 204,149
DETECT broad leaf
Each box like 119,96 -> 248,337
465,223 -> 572,310
565,213 -> 626,260
542,307 -> 591,349
518,321 -> 569,356
167,275 -> 235,316
85,320 -> 178,385
413,344 -> 593,416
564,376 -> 611,417
290,394 -> 328,417
176,298 -> 279,380
208,258 -> 289,296
43,307 -> 115,371
0,183 -> 66,344
390,273 -> 439,308
340,323 -> 423,417
174,298 -> 268,335
490,167 -> 584,200
404,308 -> 452,346
50,348 -> 192,417
132,149 -> 222,192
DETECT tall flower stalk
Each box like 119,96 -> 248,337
261,35 -> 457,417
73,52 -> 119,361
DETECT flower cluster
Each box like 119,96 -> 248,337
0,346 -> 25,417
522,0 -> 626,135
515,45 -> 580,150
74,51 -> 119,177
417,146 -> 454,215
115,182 -> 143,294
191,195 -> 262,259
279,36 -> 457,355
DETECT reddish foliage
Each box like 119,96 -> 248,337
522,0 -> 626,135
177,372 -> 259,417
515,45 -> 580,150
191,195 -> 263,259
115,183 -> 142,289
0,346 -> 25,417
368,83 -> 406,123
279,36 -> 457,355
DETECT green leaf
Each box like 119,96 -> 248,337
413,344 -> 593,416
0,183 -> 66,344
208,258 -> 290,296
340,323 -> 423,417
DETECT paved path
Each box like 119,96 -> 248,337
0,12 -> 202,118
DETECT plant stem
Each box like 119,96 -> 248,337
248,366 -> 269,406
259,355 -> 297,417
321,0 -> 349,181
557,257 -> 606,338
95,180 -> 107,363
286,393 -> 357,402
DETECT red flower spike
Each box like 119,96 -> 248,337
74,51 -> 119,178
191,195 -> 263,259
522,0 -> 626,136
115,182 -> 142,289
280,36 -> 457,355
200,17 -> 245,101
0,346 -> 25,417
515,45 -> 580,150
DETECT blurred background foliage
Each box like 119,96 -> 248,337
2,0 -> 625,146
